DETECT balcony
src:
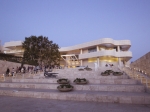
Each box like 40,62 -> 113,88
59,38 -> 131,52
4,49 -> 24,54
79,50 -> 132,59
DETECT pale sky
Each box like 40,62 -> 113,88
0,0 -> 150,61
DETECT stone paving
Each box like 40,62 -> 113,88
0,68 -> 150,111
0,70 -> 150,104
0,96 -> 150,112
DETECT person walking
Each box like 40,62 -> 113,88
5,68 -> 10,77
21,67 -> 24,73
16,67 -> 19,73
34,66 -> 37,74
11,68 -> 15,76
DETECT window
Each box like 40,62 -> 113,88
88,47 -> 96,53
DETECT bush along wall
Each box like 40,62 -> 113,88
0,53 -> 22,63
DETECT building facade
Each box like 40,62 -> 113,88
3,41 -> 24,57
3,38 -> 132,67
130,52 -> 150,77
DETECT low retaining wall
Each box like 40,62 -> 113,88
0,60 -> 30,74
130,52 -> 150,76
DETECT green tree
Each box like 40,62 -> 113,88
22,36 -> 60,66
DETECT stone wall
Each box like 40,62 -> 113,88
0,60 -> 30,74
130,52 -> 150,76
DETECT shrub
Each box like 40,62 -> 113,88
78,68 -> 84,71
57,84 -> 73,88
74,78 -> 88,84
113,72 -> 123,76
84,67 -> 92,71
57,78 -> 69,84
101,72 -> 110,76
57,84 -> 73,92
105,70 -> 114,73
101,70 -> 114,76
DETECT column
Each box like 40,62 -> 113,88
118,57 -> 121,67
117,46 -> 121,67
97,46 -> 99,51
117,46 -> 120,52
97,57 -> 99,67
80,49 -> 82,54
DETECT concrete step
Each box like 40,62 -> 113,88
34,74 -> 129,79
12,78 -> 137,85
0,87 -> 150,104
0,82 -> 145,92
58,75 -> 129,79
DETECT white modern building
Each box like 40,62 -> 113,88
3,38 -> 132,67
3,41 -> 23,57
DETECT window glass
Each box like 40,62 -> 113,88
88,48 -> 96,53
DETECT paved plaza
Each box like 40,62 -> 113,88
0,65 -> 150,112
0,95 -> 150,112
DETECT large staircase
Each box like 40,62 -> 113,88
0,67 -> 150,104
